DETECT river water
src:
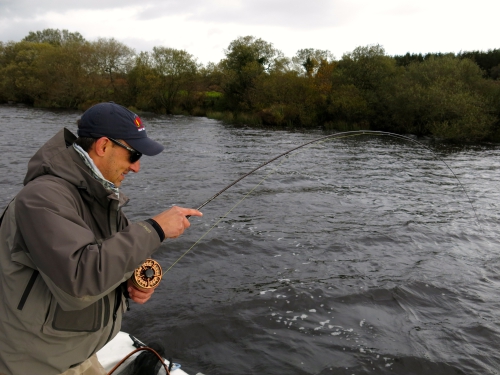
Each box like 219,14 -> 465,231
2,104 -> 500,375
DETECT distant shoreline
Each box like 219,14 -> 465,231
1,30 -> 499,142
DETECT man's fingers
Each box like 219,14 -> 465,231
128,285 -> 155,304
152,206 -> 203,239
184,208 -> 203,217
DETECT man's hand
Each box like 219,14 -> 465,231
152,206 -> 203,239
127,278 -> 155,304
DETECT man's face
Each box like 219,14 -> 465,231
98,139 -> 141,187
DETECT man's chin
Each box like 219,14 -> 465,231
115,175 -> 125,187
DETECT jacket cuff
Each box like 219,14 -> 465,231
145,219 -> 165,242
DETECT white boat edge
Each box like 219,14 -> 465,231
96,331 -> 193,375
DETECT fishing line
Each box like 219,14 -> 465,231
166,130 -> 481,274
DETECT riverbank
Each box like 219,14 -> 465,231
1,30 -> 500,142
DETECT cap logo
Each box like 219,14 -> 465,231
134,115 -> 145,132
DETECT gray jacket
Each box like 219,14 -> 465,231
0,128 -> 161,375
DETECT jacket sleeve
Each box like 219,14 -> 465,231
14,177 -> 162,311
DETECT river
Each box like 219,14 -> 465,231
2,104 -> 500,375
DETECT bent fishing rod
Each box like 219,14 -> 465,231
148,130 -> 482,274
193,130 -> 477,216
136,130 -> 480,284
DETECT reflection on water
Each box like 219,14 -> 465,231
2,104 -> 500,374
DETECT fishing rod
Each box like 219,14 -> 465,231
153,130 -> 482,274
136,130 -> 480,283
193,130 -> 478,217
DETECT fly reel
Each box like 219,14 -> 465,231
131,258 -> 163,291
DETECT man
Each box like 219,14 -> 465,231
0,102 -> 202,375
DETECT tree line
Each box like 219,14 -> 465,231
1,29 -> 500,142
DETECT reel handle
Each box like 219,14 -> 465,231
131,258 -> 163,292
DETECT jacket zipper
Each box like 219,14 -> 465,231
17,270 -> 39,310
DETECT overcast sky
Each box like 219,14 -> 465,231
1,0 -> 499,65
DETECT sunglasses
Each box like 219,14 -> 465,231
108,137 -> 142,163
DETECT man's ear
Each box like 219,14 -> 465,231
92,137 -> 112,157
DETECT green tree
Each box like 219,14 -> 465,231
332,44 -> 398,127
491,64 -> 500,80
250,71 -> 319,126
383,56 -> 496,140
127,52 -> 154,110
83,38 -> 135,103
129,47 -> 199,113
337,44 -> 397,91
33,41 -> 93,108
195,62 -> 226,112
22,29 -> 85,46
458,49 -> 500,79
0,35 -> 133,108
0,41 -> 54,104
0,40 -> 98,108
292,48 -> 334,77
220,36 -> 285,111
393,52 -> 424,67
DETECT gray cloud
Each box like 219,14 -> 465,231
0,0 -> 143,18
119,36 -> 165,53
0,0 -> 351,30
137,0 -> 348,29
0,18 -> 55,42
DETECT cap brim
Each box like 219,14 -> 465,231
126,137 -> 164,156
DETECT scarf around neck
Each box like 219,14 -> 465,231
73,143 -> 120,199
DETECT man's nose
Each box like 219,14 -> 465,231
130,160 -> 140,173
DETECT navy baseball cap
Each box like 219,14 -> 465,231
78,102 -> 164,156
